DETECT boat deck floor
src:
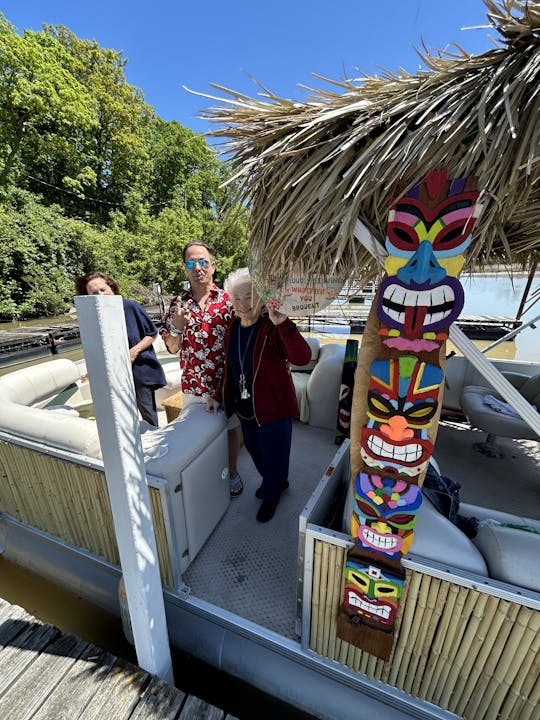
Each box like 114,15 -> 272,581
183,421 -> 338,639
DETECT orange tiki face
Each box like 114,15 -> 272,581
360,357 -> 443,478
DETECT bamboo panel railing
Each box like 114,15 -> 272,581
309,538 -> 540,720
0,441 -> 174,587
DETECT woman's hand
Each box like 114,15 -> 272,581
267,298 -> 287,325
206,397 -> 220,413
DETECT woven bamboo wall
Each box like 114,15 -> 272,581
0,441 -> 174,587
310,538 -> 540,720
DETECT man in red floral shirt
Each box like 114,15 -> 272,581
160,242 -> 244,496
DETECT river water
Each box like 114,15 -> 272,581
0,271 -> 538,715
1,273 -> 539,371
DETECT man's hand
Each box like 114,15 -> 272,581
171,302 -> 190,332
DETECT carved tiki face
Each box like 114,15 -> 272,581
360,357 -> 443,477
342,558 -> 405,629
378,171 -> 481,352
351,472 -> 423,558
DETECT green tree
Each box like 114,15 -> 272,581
35,25 -> 154,221
0,15 -> 96,191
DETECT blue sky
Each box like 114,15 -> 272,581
2,1 -> 497,135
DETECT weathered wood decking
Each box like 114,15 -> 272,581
0,597 -> 237,720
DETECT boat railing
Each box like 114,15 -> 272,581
0,431 -> 176,588
480,312 -> 540,354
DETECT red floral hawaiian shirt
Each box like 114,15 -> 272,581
160,284 -> 234,399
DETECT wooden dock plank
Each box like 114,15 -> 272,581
0,621 -> 60,695
180,695 -> 225,720
0,597 -> 26,622
76,658 -> 149,720
0,598 -> 233,720
0,601 -> 30,641
0,632 -> 87,720
129,677 -> 186,720
31,645 -> 117,720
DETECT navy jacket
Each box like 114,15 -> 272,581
123,298 -> 166,389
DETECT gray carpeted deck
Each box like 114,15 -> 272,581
183,421 -> 338,639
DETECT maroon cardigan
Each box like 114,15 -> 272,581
216,314 -> 312,426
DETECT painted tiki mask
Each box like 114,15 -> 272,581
351,472 -> 422,558
342,558 -> 405,629
360,357 -> 443,477
335,338 -> 359,445
378,172 -> 481,352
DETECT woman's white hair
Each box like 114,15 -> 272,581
224,267 -> 252,295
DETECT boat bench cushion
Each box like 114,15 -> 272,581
291,371 -> 310,423
306,343 -> 345,429
0,359 -> 102,458
291,341 -> 344,428
460,503 -> 540,591
0,358 -> 80,405
408,495 -> 488,575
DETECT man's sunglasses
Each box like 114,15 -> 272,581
185,259 -> 211,270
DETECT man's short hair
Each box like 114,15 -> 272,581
182,241 -> 215,262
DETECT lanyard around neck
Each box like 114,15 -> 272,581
238,321 -> 256,375
237,321 -> 257,400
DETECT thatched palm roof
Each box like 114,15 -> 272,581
196,0 -> 540,290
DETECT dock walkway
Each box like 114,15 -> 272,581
0,597 -> 237,720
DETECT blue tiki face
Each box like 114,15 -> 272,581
378,172 -> 481,352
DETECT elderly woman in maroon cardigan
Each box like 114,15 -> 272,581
208,267 -> 312,522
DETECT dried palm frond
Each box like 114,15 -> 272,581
194,0 -> 540,289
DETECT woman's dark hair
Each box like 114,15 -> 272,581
75,272 -> 120,296
182,241 -> 215,262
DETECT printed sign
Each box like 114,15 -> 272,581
255,274 -> 346,316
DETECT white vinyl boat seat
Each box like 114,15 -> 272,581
0,358 -> 102,458
0,359 -> 229,573
291,340 -> 345,429
460,502 -> 540,592
460,372 -> 540,441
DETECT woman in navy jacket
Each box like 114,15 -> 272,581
75,272 -> 166,427
209,268 -> 312,522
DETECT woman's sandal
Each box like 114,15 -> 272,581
229,474 -> 243,498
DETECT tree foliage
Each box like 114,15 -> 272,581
0,15 -> 248,319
